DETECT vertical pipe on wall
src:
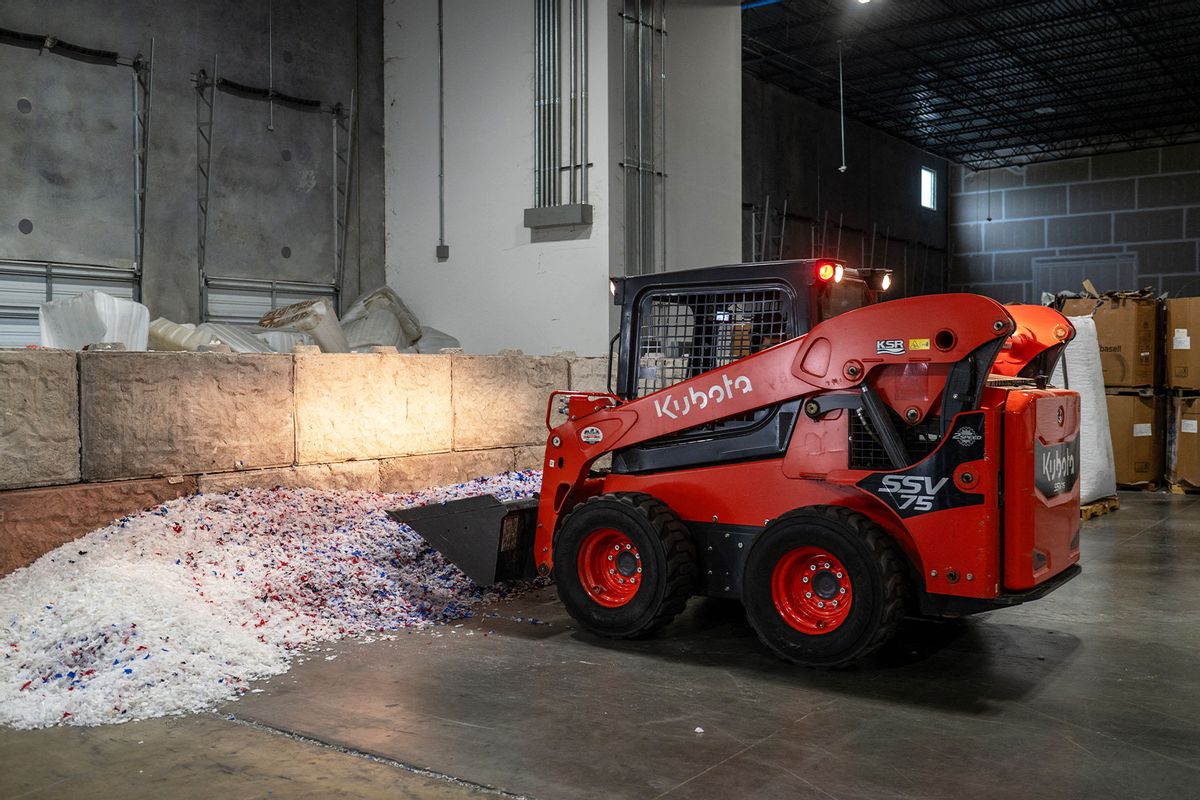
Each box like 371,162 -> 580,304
658,0 -> 666,271
636,0 -> 644,274
550,0 -> 560,205
534,0 -> 542,207
568,0 -> 578,204
581,0 -> 589,205
437,0 -> 447,250
622,0 -> 631,273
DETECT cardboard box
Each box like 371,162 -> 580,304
1106,393 -> 1163,486
1168,395 -> 1200,488
1062,295 -> 1158,388
1165,298 -> 1200,391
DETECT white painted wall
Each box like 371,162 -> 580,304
663,0 -> 742,269
384,0 -> 612,356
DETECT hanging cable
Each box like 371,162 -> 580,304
986,168 -> 993,222
837,41 -> 847,173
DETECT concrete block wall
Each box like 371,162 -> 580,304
948,144 -> 1200,301
0,350 -> 609,575
1,350 -> 79,490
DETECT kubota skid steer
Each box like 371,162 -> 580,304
393,259 -> 1082,666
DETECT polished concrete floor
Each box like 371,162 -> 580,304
3,491 -> 1199,800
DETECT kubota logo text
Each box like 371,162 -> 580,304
878,475 -> 948,512
653,374 -> 753,420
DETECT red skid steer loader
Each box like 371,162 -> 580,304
393,259 -> 1082,666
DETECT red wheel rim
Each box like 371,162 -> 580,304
771,546 -> 853,634
577,528 -> 643,608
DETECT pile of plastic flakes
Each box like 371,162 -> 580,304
0,471 -> 542,729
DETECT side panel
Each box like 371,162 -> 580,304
1002,389 -> 1082,590
839,407 -> 1004,600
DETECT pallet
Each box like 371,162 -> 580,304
1081,495 -> 1120,520
1169,483 -> 1200,495
1104,386 -> 1157,397
1116,482 -> 1161,492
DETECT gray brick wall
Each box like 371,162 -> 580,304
948,144 -> 1200,301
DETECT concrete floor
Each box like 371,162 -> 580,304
4,490 -> 1200,800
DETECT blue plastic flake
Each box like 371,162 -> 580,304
124,668 -> 133,674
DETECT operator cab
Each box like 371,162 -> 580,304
607,259 -> 893,474
609,258 -> 892,401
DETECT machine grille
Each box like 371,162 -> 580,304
849,410 -> 943,470
634,286 -> 792,398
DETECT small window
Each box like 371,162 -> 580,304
920,167 -> 937,210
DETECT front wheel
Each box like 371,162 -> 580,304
554,493 -> 696,638
743,506 -> 907,667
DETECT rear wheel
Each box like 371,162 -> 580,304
555,493 -> 696,638
743,506 -> 907,667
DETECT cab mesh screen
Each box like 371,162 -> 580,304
634,286 -> 791,398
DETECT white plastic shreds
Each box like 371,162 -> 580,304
0,471 -> 542,729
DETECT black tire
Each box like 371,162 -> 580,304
554,492 -> 696,638
742,505 -> 907,667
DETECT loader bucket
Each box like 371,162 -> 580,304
388,495 -> 540,586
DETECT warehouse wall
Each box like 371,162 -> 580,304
662,0 -> 742,270
0,0 -> 386,323
742,77 -> 949,296
948,144 -> 1200,301
383,0 -> 613,357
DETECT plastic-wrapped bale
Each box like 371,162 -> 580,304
40,291 -> 150,351
341,286 -> 423,351
1051,315 -> 1117,503
253,329 -> 315,353
412,326 -> 461,354
149,318 -> 215,352
195,323 -> 273,353
258,298 -> 349,353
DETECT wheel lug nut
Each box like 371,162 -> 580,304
836,572 -> 843,579
609,568 -> 615,574
636,567 -> 642,573
823,562 -> 830,569
625,544 -> 632,549
805,591 -> 812,599
802,576 -> 809,583
831,600 -> 838,607
809,565 -> 816,571
817,601 -> 825,608
614,545 -> 620,551
839,587 -> 846,594
619,578 -> 625,583
608,555 -> 614,560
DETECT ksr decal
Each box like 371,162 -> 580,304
653,374 -> 753,420
878,475 -> 948,512
876,339 -> 906,355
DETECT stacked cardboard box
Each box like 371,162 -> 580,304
1062,292 -> 1163,488
1165,298 -> 1200,489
